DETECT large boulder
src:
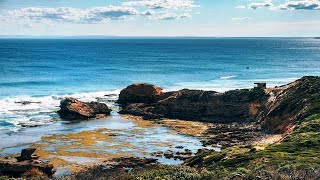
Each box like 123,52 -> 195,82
57,98 -> 111,120
117,83 -> 165,105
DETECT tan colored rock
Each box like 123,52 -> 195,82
117,83 -> 165,105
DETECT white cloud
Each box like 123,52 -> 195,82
151,12 -> 192,20
180,13 -> 192,19
123,0 -> 199,10
235,5 -> 246,9
278,0 -> 320,10
232,17 -> 252,21
140,10 -> 155,16
246,0 -> 320,11
248,0 -> 273,9
8,6 -> 139,23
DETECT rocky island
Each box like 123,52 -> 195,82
0,76 -> 319,179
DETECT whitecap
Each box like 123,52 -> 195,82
220,76 -> 237,79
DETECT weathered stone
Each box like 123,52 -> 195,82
57,97 -> 111,120
119,87 -> 268,123
117,83 -> 164,105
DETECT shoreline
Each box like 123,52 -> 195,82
1,76 -> 320,179
0,112 -> 218,177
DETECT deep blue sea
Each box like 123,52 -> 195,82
0,38 -> 320,131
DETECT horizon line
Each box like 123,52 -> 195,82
0,35 -> 319,39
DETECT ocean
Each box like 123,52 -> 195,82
0,37 -> 320,132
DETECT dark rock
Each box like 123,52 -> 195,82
196,148 -> 210,154
15,101 -> 41,105
0,148 -> 56,177
0,161 -> 56,177
57,97 -> 111,120
202,123 -> 263,148
104,157 -> 157,168
16,148 -> 36,162
164,150 -> 174,159
119,103 -> 151,116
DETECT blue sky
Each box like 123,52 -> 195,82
0,0 -> 320,37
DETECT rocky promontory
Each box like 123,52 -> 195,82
119,76 -> 320,133
58,97 -> 112,120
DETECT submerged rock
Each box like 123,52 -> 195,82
15,101 -> 41,105
57,97 -> 111,120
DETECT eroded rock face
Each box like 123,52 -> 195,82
58,98 -> 111,120
118,76 -> 320,133
119,87 -> 268,123
154,89 -> 267,123
117,83 -> 165,105
259,76 -> 320,133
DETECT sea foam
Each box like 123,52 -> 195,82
0,89 -> 120,132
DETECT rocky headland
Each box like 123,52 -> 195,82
69,76 -> 319,179
118,76 -> 320,134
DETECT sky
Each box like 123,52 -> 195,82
0,0 -> 320,37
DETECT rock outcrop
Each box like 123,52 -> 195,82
117,83 -> 172,105
16,148 -> 37,162
118,76 -> 320,133
120,88 -> 268,123
0,148 -> 56,177
58,98 -> 111,120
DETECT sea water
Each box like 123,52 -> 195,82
0,37 -> 320,132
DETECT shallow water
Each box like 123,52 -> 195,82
0,102 -> 217,174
